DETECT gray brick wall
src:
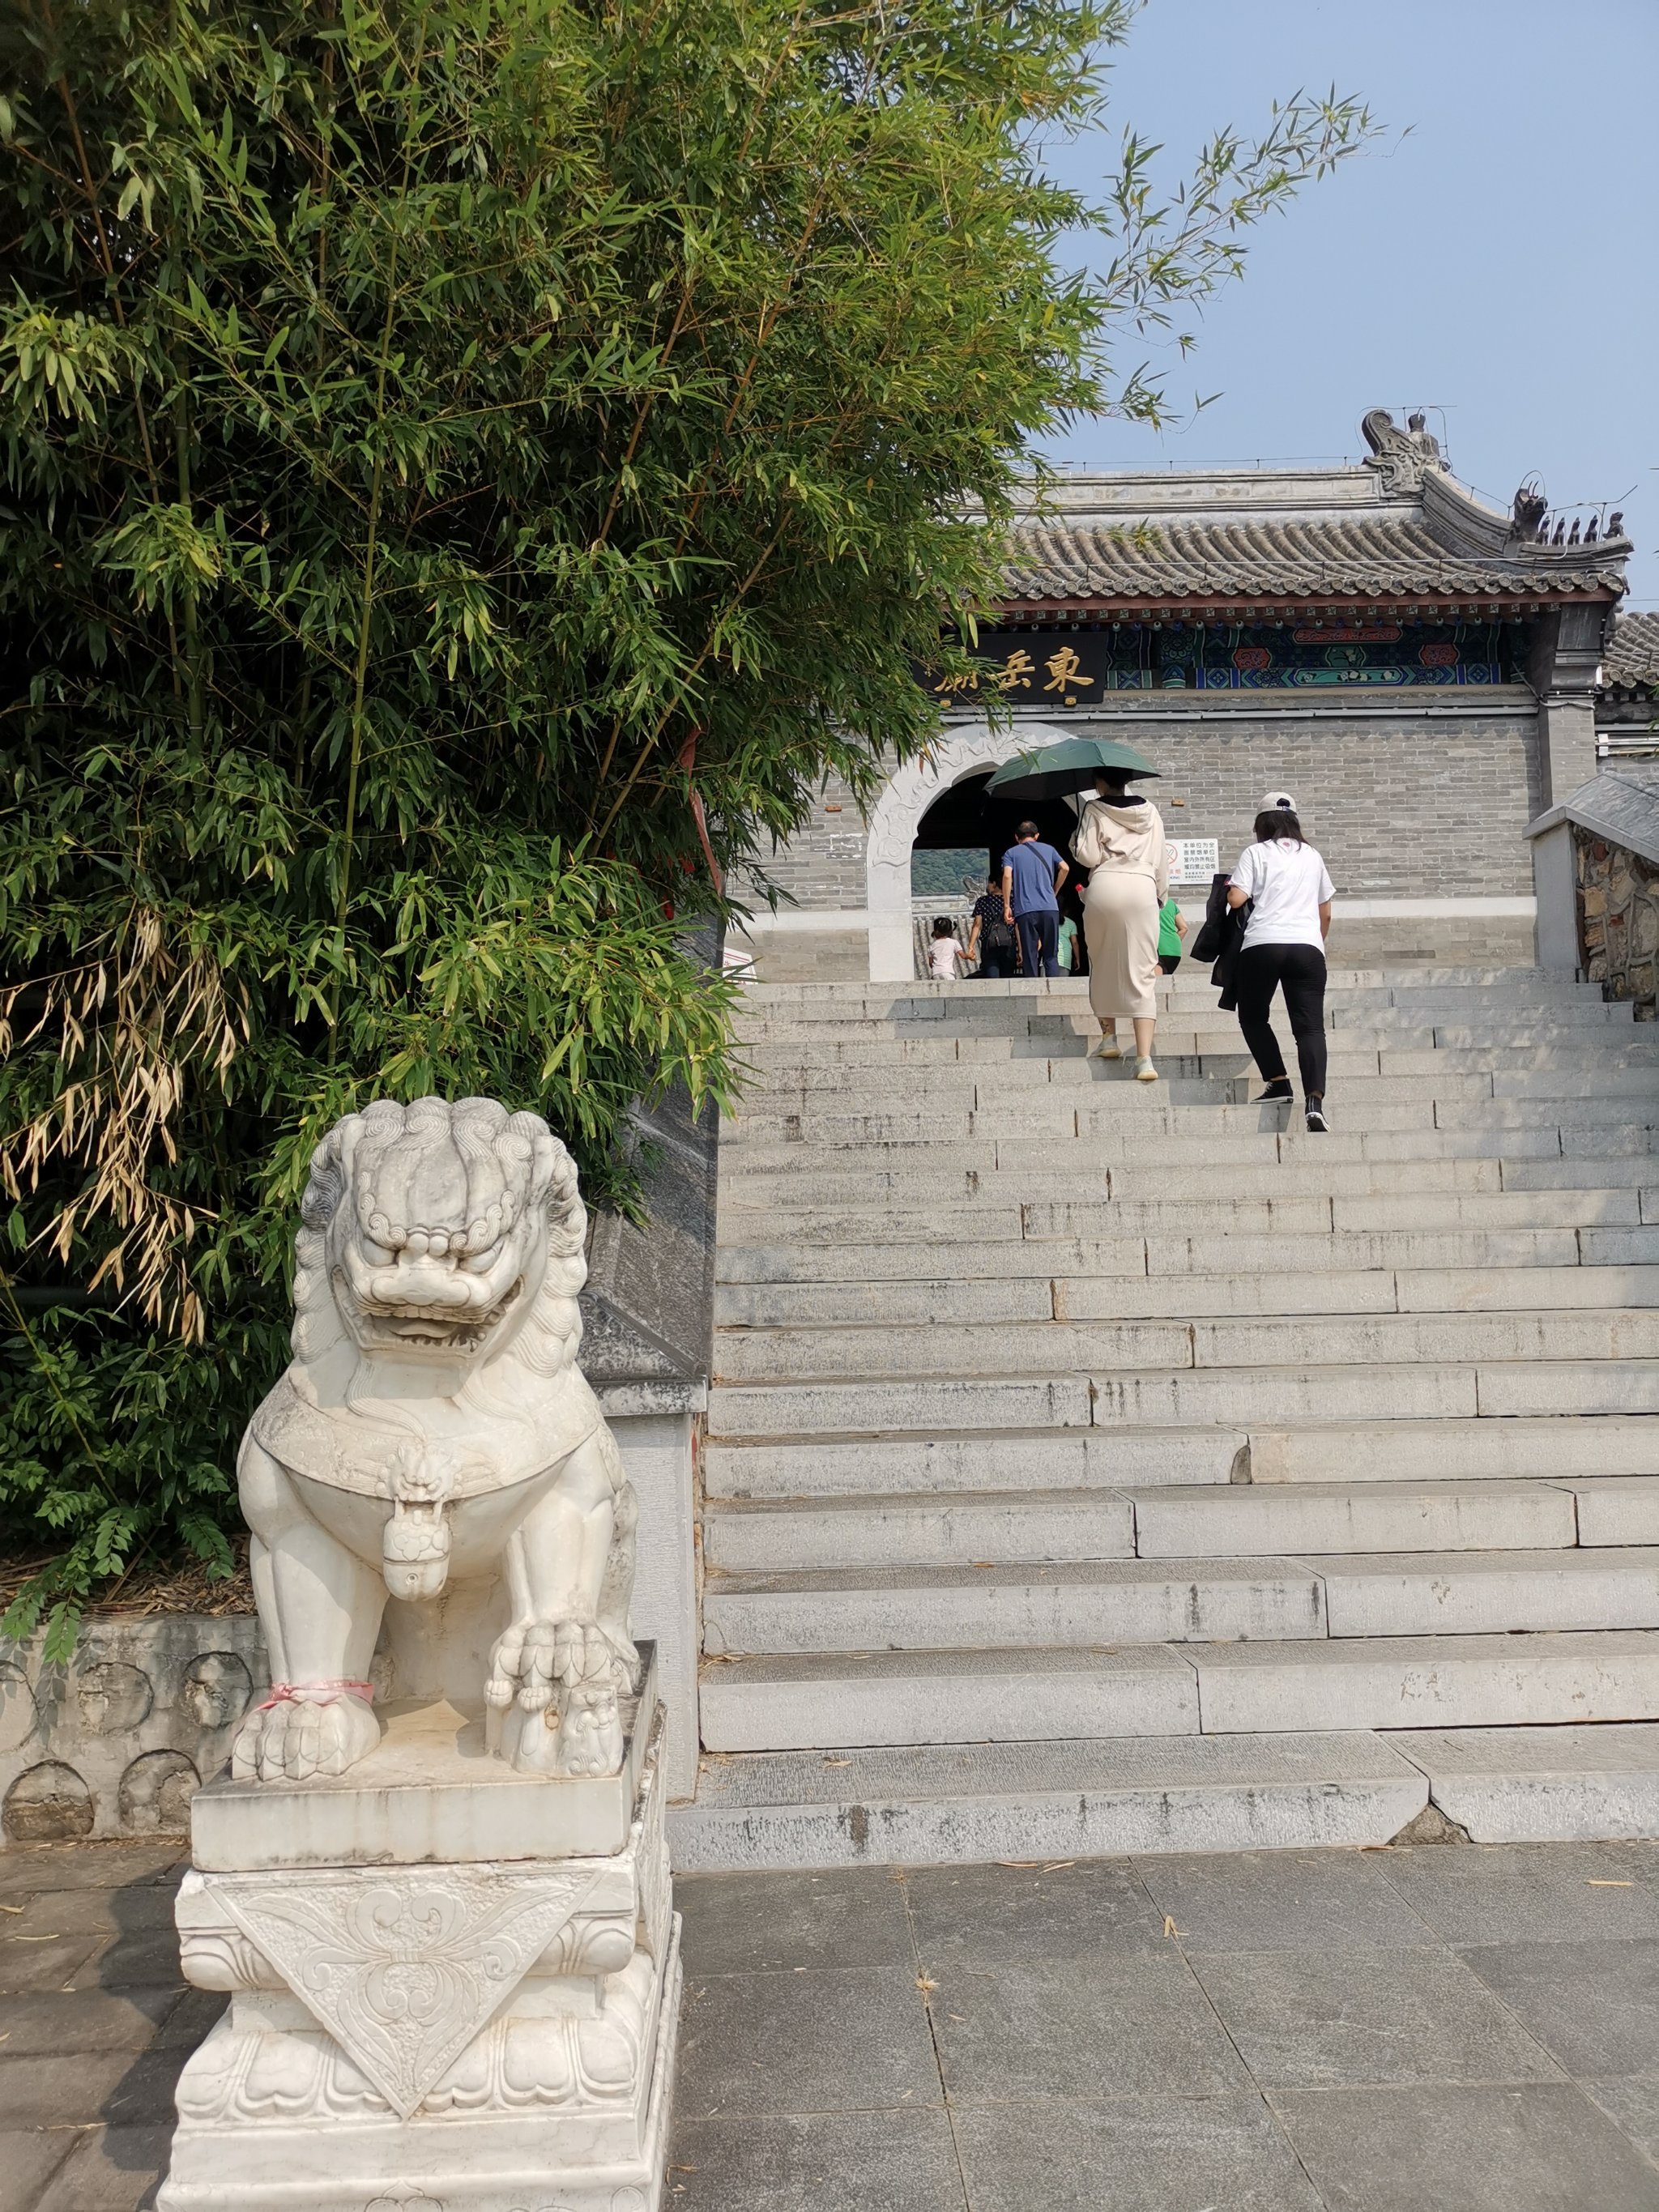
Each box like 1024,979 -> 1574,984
1098,710 -> 1541,900
733,765 -> 868,910
738,706 -> 1542,911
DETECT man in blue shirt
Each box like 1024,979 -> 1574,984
1001,820 -> 1069,978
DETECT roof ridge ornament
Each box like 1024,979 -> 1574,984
1361,408 -> 1447,495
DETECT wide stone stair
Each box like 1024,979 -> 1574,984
670,968 -> 1659,1869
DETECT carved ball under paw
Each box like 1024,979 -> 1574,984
231,1693 -> 381,1784
554,1684 -> 624,1777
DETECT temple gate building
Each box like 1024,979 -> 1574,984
730,409 -> 1633,980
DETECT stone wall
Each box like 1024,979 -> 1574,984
1104,710 -> 1540,900
732,701 -> 1542,917
1,1613 -> 267,1844
1576,825 -> 1659,1017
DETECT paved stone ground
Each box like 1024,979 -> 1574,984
14,1840 -> 1659,2210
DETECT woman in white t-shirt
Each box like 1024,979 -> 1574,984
1226,801 -> 1336,1132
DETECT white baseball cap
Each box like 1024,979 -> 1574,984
1260,788 -> 1297,813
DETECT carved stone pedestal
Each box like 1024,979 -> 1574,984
158,1699 -> 678,2212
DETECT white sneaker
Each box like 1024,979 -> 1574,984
1135,1056 -> 1159,1083
1089,1035 -> 1122,1060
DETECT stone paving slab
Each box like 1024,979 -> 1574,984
12,1838 -> 1659,2209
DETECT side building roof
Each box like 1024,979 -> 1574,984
1602,612 -> 1659,695
996,410 -> 1630,621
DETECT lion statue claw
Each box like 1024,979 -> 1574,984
228,1097 -> 639,1786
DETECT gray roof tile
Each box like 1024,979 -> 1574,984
1604,613 -> 1659,689
1002,511 -> 1626,604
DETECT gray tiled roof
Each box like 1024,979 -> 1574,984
993,418 -> 1631,608
1002,512 -> 1627,604
1548,761 -> 1659,867
1604,613 -> 1659,689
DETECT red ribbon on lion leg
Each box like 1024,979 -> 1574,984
255,1679 -> 376,1713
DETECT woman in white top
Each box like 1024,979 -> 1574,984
1070,767 -> 1169,1081
1226,799 -> 1337,1132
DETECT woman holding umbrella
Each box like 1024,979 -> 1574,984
986,736 -> 1169,1079
1072,753 -> 1169,1079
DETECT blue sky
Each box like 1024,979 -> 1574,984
1040,0 -> 1659,603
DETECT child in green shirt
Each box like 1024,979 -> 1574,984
1157,895 -> 1187,975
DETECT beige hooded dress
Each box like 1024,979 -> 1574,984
1071,797 -> 1170,1021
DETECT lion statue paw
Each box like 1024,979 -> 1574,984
485,1617 -> 630,1777
231,1688 -> 382,1784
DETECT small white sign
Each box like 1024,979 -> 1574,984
1168,837 -> 1220,884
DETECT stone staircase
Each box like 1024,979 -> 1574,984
669,968 -> 1659,1870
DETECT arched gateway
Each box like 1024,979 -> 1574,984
864,720 -> 1075,979
729,411 -> 1631,982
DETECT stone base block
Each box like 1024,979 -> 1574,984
158,1923 -> 680,2212
160,1709 -> 676,2212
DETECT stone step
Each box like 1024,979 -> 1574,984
723,1158 -> 1515,1215
719,1188 -> 1643,1251
727,1125 -> 1659,1181
667,1731 -> 1429,1870
705,1477 -> 1584,1574
1392,1724 -> 1659,1844
696,1630 -> 1659,1757
720,1157 -> 1659,1218
703,1547 -> 1659,1657
698,1647 -> 1201,1751
740,965 -> 1584,1003
777,1025 -> 1637,1069
720,1127 -> 1659,1184
1196,1629 -> 1659,1732
709,1358 -> 1659,1438
744,1064 -> 1659,1110
718,1266 -> 1659,1329
1128,1480 -> 1579,1558
739,974 -> 1604,1013
702,1556 -> 1329,1655
735,1000 -> 1631,1044
1248,1415 -> 1659,1485
712,1309 -> 1659,1385
1565,1478 -> 1659,1545
726,1096 -> 1659,1149
1096,1357 -> 1659,1428
704,1427 -> 1247,1499
718,1225 -> 1644,1286
1308,1548 -> 1659,1637
1500,1157 -> 1659,1191
705,1416 -> 1659,1503
702,1487 -> 1137,1572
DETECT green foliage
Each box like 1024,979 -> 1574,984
0,0 -> 1375,1628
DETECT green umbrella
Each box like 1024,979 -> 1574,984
985,735 -> 1160,802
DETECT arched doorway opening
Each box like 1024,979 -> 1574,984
910,769 -> 1083,897
909,772 -> 1085,978
863,719 -> 1078,978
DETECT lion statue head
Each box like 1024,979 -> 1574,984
289,1097 -> 590,1392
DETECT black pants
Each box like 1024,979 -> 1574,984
1015,910 -> 1060,978
1235,942 -> 1328,1097
1158,953 -> 1182,976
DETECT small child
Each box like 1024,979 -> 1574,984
928,915 -> 969,979
1157,894 -> 1188,976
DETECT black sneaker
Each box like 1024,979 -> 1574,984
1255,1080 -> 1294,1104
1306,1097 -> 1329,1133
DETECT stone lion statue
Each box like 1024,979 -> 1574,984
230,1097 -> 638,1787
